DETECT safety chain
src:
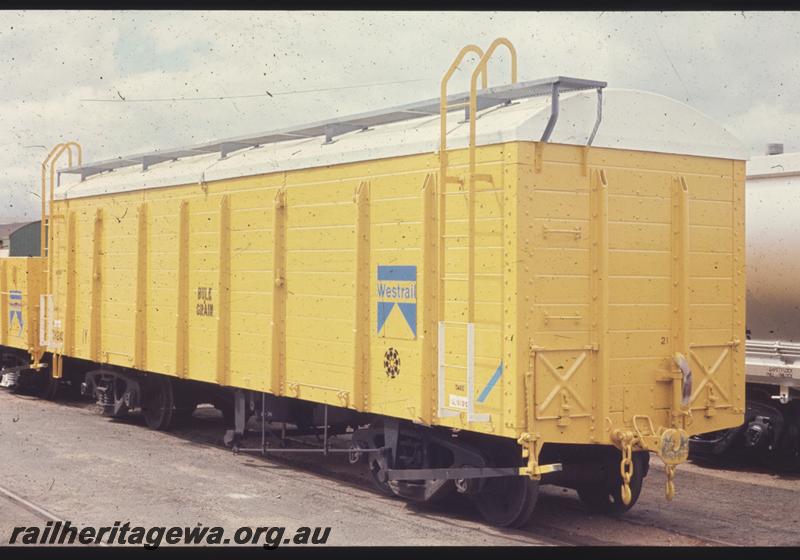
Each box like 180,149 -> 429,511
614,420 -> 689,504
665,464 -> 677,501
618,433 -> 635,506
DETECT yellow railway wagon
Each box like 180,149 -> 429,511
0,40 -> 747,527
0,257 -> 44,362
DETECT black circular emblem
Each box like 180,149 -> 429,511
384,348 -> 400,379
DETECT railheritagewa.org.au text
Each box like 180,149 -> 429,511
8,521 -> 331,548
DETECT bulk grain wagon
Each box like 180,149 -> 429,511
0,39 -> 747,527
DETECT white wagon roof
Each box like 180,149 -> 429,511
57,80 -> 747,200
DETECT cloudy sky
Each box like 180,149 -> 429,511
2,10 -> 799,222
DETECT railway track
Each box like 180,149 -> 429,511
0,476 -> 734,548
1,392 -> 780,546
0,484 -> 64,524
0,484 -> 107,547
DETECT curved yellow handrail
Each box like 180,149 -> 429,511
40,141 -> 81,298
50,142 -> 82,210
49,143 -> 80,246
439,44 -> 486,161
46,144 -> 71,297
40,142 -> 83,253
465,38 -> 517,323
436,39 -> 519,324
40,144 -> 66,257
437,44 -> 487,319
65,141 -> 82,166
37,141 -> 81,373
468,38 -> 517,175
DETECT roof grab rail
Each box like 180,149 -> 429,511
586,88 -> 604,146
541,84 -> 604,145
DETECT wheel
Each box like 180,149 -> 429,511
367,455 -> 396,497
577,450 -> 647,515
352,421 -> 395,497
473,476 -> 539,528
141,377 -> 175,431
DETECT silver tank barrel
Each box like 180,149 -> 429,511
746,152 -> 800,387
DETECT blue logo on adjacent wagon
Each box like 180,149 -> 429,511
8,290 -> 23,336
376,265 -> 416,338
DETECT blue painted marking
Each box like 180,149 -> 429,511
397,303 -> 417,337
377,266 -> 417,282
477,361 -> 504,403
8,290 -> 24,335
8,311 -> 24,335
376,265 -> 417,337
377,301 -> 394,334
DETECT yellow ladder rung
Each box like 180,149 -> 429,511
444,176 -> 464,184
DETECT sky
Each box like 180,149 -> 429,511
2,10 -> 799,223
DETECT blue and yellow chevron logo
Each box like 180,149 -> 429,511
376,265 -> 416,338
8,290 -> 23,336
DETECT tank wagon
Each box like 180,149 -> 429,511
690,146 -> 800,469
0,39 -> 747,526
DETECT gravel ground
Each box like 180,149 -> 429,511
1,389 -> 798,546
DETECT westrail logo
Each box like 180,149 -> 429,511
376,266 -> 416,338
8,290 -> 23,336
